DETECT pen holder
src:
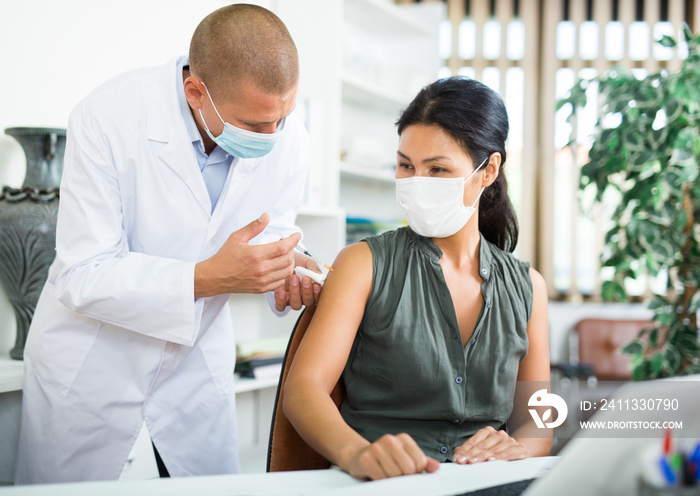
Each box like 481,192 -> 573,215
638,478 -> 700,496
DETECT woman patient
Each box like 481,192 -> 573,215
283,76 -> 550,480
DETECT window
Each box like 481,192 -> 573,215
436,0 -> 698,299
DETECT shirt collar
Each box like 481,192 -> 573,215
407,227 -> 493,280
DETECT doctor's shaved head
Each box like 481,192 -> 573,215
189,4 -> 299,99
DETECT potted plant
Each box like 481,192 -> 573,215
557,27 -> 700,380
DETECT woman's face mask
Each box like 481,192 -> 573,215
395,157 -> 487,238
198,82 -> 285,159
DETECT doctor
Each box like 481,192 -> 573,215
15,4 -> 318,484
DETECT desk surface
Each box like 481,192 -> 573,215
1,457 -> 558,496
0,358 -> 278,395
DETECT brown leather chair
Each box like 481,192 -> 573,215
575,318 -> 652,381
266,306 -> 346,472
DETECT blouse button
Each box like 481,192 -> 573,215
451,419 -> 460,424
440,446 -> 448,454
455,376 -> 463,384
480,267 -> 488,276
486,300 -> 492,309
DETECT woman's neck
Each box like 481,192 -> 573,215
431,221 -> 481,271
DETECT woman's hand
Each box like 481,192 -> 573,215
452,426 -> 528,464
340,433 -> 440,480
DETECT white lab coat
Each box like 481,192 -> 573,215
14,56 -> 310,484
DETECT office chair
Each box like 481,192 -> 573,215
550,317 -> 652,453
552,318 -> 652,382
266,306 -> 346,472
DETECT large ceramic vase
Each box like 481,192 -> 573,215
0,127 -> 65,360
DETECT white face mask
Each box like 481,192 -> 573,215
395,158 -> 487,238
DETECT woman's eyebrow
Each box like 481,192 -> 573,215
397,151 -> 452,164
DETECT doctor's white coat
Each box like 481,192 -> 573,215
14,56 -> 310,483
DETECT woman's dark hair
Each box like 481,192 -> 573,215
396,76 -> 519,252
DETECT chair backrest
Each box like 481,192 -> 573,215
575,318 -> 652,381
266,305 -> 346,472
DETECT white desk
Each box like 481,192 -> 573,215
0,457 -> 559,495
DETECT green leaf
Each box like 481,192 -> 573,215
653,240 -> 675,262
683,25 -> 694,43
678,335 -> 700,356
621,340 -> 644,355
658,35 -> 677,48
649,327 -> 659,348
656,311 -> 675,326
647,296 -> 669,311
650,352 -> 666,376
688,290 -> 700,314
632,361 -> 651,381
601,279 -> 628,301
665,345 -> 682,371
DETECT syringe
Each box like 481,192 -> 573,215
267,229 -> 333,272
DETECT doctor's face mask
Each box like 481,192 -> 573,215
395,157 -> 488,238
198,82 -> 286,159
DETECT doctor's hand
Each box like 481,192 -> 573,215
194,213 -> 299,299
273,253 -> 322,311
340,434 -> 440,481
452,426 -> 528,464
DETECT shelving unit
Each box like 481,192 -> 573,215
341,71 -> 410,111
227,1 -> 445,473
339,0 -> 444,221
340,160 -> 395,183
234,375 -> 279,395
343,0 -> 436,36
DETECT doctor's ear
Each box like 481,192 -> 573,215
183,77 -> 207,110
480,153 -> 501,188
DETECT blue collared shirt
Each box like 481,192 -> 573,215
176,57 -> 233,212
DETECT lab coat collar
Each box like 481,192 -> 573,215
146,56 -> 212,216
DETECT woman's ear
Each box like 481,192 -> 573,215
481,152 -> 502,188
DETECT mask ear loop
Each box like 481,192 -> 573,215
470,187 -> 486,208
196,80 -> 225,141
464,156 -> 489,183
198,80 -> 227,126
464,156 -> 490,208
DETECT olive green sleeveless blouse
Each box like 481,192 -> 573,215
340,227 -> 533,462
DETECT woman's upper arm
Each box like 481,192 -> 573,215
517,267 -> 549,382
285,241 -> 374,394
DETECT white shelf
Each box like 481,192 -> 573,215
0,357 -> 23,394
344,0 -> 436,37
234,375 -> 279,394
297,205 -> 344,218
340,161 -> 395,183
342,71 -> 410,111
